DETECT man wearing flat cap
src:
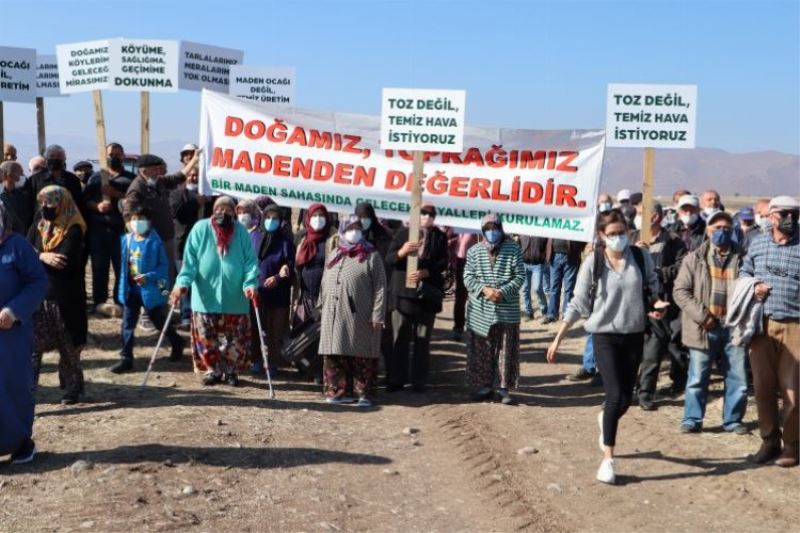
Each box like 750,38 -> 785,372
125,151 -> 200,282
739,195 -> 800,468
673,209 -> 748,435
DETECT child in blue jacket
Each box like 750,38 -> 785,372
110,206 -> 185,374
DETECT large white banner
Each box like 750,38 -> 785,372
199,90 -> 605,241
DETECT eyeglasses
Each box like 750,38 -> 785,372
605,231 -> 626,238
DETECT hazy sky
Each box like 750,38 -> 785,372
2,0 -> 798,160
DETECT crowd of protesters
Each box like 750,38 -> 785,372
0,141 -> 797,486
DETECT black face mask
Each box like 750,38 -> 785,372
41,206 -> 58,221
777,212 -> 799,235
109,157 -> 124,171
46,158 -> 65,172
214,212 -> 233,228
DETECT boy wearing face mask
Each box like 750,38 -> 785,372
110,206 -> 185,374
84,143 -> 136,314
673,210 -> 748,435
126,152 -> 200,285
675,194 -> 706,252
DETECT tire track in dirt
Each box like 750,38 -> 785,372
422,403 -> 570,532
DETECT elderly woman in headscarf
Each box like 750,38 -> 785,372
251,203 -> 295,375
170,196 -> 259,386
28,185 -> 88,404
0,203 -> 48,463
385,202 -> 449,392
318,214 -> 386,407
463,213 -> 525,404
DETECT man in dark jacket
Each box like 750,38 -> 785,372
632,203 -> 688,410
125,151 -> 199,283
0,161 -> 32,235
84,143 -> 135,313
385,204 -> 449,392
674,194 -> 706,252
28,144 -> 85,220
169,166 -> 212,326
543,239 -> 584,323
518,235 -> 549,320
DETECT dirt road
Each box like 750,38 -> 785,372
1,298 -> 797,532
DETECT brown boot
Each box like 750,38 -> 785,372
749,440 -> 782,464
775,445 -> 799,468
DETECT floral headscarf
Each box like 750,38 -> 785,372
327,214 -> 375,268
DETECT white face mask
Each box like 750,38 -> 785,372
360,217 -> 372,231
680,212 -> 698,226
755,215 -> 768,228
605,234 -> 628,252
703,206 -> 717,217
634,215 -> 642,230
185,183 -> 198,191
598,202 -> 613,213
237,213 -> 253,227
344,229 -> 362,244
145,177 -> 157,188
421,214 -> 434,228
309,215 -> 327,231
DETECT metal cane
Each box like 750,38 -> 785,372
140,302 -> 177,388
253,298 -> 276,398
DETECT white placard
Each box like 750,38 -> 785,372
108,38 -> 178,92
229,65 -> 295,105
0,46 -> 37,103
380,88 -> 466,152
179,41 -> 243,92
36,54 -> 66,97
56,39 -> 112,93
606,83 -> 697,149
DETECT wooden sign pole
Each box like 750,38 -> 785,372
405,150 -> 425,289
640,147 -> 655,243
92,89 -> 110,201
35,97 -> 46,155
140,91 -> 150,154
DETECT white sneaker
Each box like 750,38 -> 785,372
325,396 -> 356,405
596,458 -> 616,484
356,397 -> 373,408
597,410 -> 605,451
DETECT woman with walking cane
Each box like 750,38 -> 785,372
170,196 -> 259,387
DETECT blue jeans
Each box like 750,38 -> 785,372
521,263 -> 549,315
121,289 -> 183,359
547,253 -> 577,320
89,225 -> 122,305
682,326 -> 747,429
582,334 -> 596,372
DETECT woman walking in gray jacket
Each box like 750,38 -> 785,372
547,209 -> 663,484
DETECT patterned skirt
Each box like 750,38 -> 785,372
191,312 -> 252,374
466,323 -> 520,390
32,299 -> 84,394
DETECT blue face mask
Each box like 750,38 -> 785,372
264,218 -> 280,233
711,227 -> 732,247
132,219 -> 150,235
484,229 -> 502,244
360,217 -> 372,231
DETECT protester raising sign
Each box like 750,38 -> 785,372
199,90 -> 604,241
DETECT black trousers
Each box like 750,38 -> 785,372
389,309 -> 436,387
594,332 -> 644,447
638,313 -> 688,398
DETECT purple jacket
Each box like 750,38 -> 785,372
251,228 -> 295,308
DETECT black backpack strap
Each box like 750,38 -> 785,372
589,244 -> 605,314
